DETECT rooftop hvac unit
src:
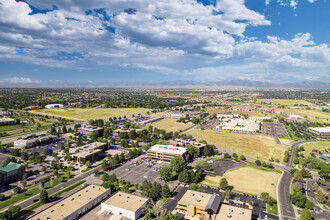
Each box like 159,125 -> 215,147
50,210 -> 54,213
89,197 -> 92,199
78,194 -> 81,197
239,211 -> 244,215
60,204 -> 64,207
71,198 -> 74,201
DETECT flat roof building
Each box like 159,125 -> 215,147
215,204 -> 252,220
45,104 -> 64,109
308,127 -> 330,135
164,112 -> 187,119
217,113 -> 239,118
0,118 -> 17,126
29,185 -> 110,220
147,144 -> 187,161
0,162 -> 25,186
78,126 -> 104,137
177,190 -> 221,218
101,191 -> 149,220
14,135 -> 59,148
72,142 -> 106,162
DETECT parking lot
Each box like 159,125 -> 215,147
262,122 -> 289,138
106,155 -> 176,190
201,158 -> 246,177
0,153 -> 9,166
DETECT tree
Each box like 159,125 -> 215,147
300,209 -> 312,220
158,166 -> 172,181
240,155 -> 246,160
13,186 -> 21,193
315,189 -> 326,203
170,156 -> 185,173
224,153 -> 231,158
186,144 -> 200,159
219,178 -> 229,190
305,200 -> 314,210
42,165 -> 47,172
39,189 -> 48,204
203,145 -> 214,156
255,160 -> 261,166
43,148 -> 53,156
102,173 -> 109,182
85,160 -> 91,168
178,170 -> 191,183
312,182 -> 319,192
22,180 -> 27,189
62,125 -> 67,133
22,173 -> 28,180
293,155 -> 299,164
120,139 -> 130,148
292,182 -> 303,193
0,193 -> 4,200
161,184 -> 171,198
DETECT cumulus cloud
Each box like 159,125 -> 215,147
0,0 -> 328,83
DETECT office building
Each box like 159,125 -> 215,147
29,185 -> 110,220
101,191 -> 149,220
0,162 -> 25,186
78,126 -> 104,137
147,144 -> 187,161
216,204 -> 252,220
72,142 -> 106,162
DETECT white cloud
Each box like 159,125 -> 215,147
290,0 -> 298,9
0,0 -> 328,83
0,77 -> 34,83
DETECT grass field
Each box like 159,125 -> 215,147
300,141 -> 330,157
146,118 -> 192,132
34,108 -> 147,120
284,109 -> 329,123
205,107 -> 261,117
186,129 -> 287,162
150,112 -> 164,116
203,167 -> 280,198
255,99 -> 315,106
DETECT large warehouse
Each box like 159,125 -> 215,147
101,191 -> 149,220
44,104 -> 64,109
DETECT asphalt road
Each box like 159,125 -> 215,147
6,165 -> 101,211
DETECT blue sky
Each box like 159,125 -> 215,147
0,0 -> 329,85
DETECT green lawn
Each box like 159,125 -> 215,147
300,141 -> 330,157
266,203 -> 278,215
147,118 -> 192,132
34,108 -> 147,120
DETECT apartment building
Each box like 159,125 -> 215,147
147,144 -> 187,161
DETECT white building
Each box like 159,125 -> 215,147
217,113 -> 239,118
30,185 -> 111,220
45,104 -> 64,109
248,116 -> 271,121
287,114 -> 304,120
101,191 -> 149,220
308,127 -> 330,135
147,144 -> 187,161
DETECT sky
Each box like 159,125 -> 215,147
0,0 -> 329,85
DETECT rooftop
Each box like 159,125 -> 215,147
308,127 -> 330,133
102,191 -> 149,212
78,126 -> 103,131
215,204 -> 252,220
148,144 -> 187,155
30,185 -> 109,220
0,162 -> 22,172
178,190 -> 213,208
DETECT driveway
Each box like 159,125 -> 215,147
201,158 -> 246,177
306,180 -> 330,219
160,186 -> 188,212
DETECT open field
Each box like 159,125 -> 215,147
300,141 -> 330,157
202,167 -> 280,198
284,109 -> 329,123
255,99 -> 315,106
150,112 -> 164,117
186,129 -> 287,162
147,118 -> 192,132
34,108 -> 147,120
205,107 -> 261,117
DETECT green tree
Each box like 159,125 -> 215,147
85,160 -> 91,168
170,156 -> 185,173
219,178 -> 229,190
178,170 -> 191,183
293,155 -> 299,164
158,166 -> 172,181
39,189 -> 48,204
255,160 -> 261,165
300,209 -> 312,220
0,193 -> 5,200
305,200 -> 314,210
13,186 -> 21,193
240,155 -> 246,160
312,182 -> 319,192
292,182 -> 303,193
161,184 -> 171,198
315,189 -> 326,203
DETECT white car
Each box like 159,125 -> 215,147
144,176 -> 148,178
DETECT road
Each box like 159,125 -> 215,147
277,140 -> 315,220
179,115 -> 210,133
2,165 -> 101,211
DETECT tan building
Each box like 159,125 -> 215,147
215,204 -> 252,220
101,191 -> 149,220
29,185 -> 111,220
164,112 -> 187,119
72,142 -> 106,162
14,135 -> 58,148
0,118 -> 17,126
78,126 -> 103,136
112,128 -> 143,137
147,144 -> 187,161
177,190 -> 221,219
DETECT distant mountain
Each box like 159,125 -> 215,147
141,80 -> 330,89
0,80 -> 329,89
